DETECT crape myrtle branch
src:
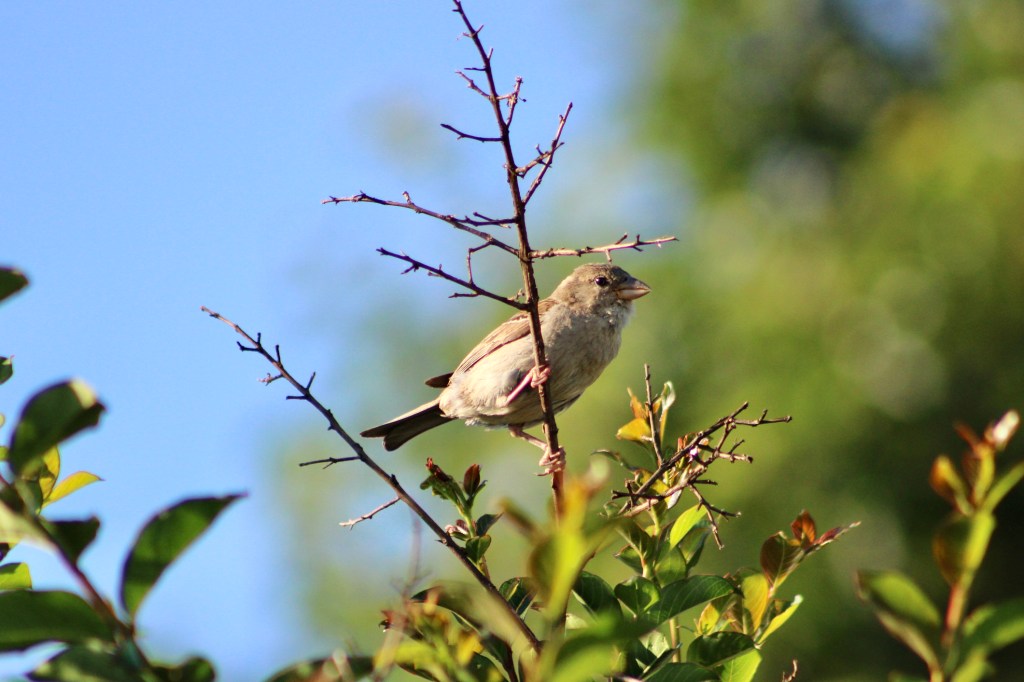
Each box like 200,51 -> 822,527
321,191 -> 520,250
532,234 -> 679,262
450,0 -> 567,505
339,496 -> 401,529
376,247 -> 527,308
521,102 -> 571,205
614,400 -> 791,548
199,306 -> 542,652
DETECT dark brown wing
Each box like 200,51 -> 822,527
449,298 -> 556,377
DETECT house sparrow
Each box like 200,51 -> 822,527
360,263 -> 650,465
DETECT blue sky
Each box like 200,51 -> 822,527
1,2 -> 653,678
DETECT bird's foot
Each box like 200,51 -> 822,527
502,363 -> 551,406
537,447 -> 566,475
508,424 -> 547,449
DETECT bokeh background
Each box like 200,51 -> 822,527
3,1 -> 1023,680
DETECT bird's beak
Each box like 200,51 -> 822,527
615,277 -> 651,301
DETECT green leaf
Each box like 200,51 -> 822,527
739,573 -> 769,631
30,642 -> 139,682
759,595 -> 802,641
120,494 -> 243,618
0,563 -> 32,590
151,656 -> 216,682
855,570 -> 941,669
465,534 -> 491,564
646,662 -> 718,682
46,518 -> 100,564
498,576 -> 537,617
716,647 -> 761,682
645,576 -> 735,627
45,471 -> 103,507
0,590 -> 111,652
933,512 -> 996,587
8,380 -> 105,476
475,512 -> 501,536
669,505 -> 705,550
0,357 -> 12,386
960,597 -> 1024,659
265,656 -> 366,682
547,611 -> 633,682
0,268 -> 29,303
687,632 -> 756,668
615,576 -> 660,617
983,460 -> 1024,513
574,571 -> 623,618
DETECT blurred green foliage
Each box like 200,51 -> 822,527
626,0 -> 1024,677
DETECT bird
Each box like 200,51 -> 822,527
360,263 -> 650,468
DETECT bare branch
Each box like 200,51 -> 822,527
377,248 -> 527,309
440,123 -> 502,143
522,102 -> 573,205
340,496 -> 401,529
200,306 -> 541,652
531,234 -> 679,261
322,191 -> 518,256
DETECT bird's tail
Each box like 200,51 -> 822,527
360,399 -> 452,451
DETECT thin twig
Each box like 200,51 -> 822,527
340,497 -> 401,529
522,102 -> 572,206
322,191 -> 518,256
199,306 -> 541,652
532,234 -> 679,261
377,248 -> 527,308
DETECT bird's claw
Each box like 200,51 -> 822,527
537,447 -> 566,475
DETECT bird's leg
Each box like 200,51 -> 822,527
508,424 -> 566,474
502,363 -> 552,406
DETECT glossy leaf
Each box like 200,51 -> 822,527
498,576 -> 537,617
465,535 -> 491,564
615,576 -> 659,617
716,647 -> 761,682
669,505 -> 705,550
0,357 -> 12,386
574,571 -> 622,618
645,576 -> 735,627
739,572 -> 769,631
759,595 -> 802,641
120,494 -> 242,618
856,570 -> 940,668
0,562 -> 31,590
687,632 -> 756,667
0,268 -> 28,303
8,380 -> 105,475
0,590 -> 111,652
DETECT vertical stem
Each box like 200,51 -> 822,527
454,2 -> 565,518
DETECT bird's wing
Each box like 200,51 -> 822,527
450,298 -> 557,376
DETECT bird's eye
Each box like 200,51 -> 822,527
594,276 -> 609,287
